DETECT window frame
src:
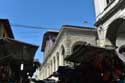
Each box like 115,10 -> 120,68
104,0 -> 115,10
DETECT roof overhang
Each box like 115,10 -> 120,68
65,44 -> 115,63
0,38 -> 38,64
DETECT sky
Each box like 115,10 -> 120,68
0,0 -> 96,63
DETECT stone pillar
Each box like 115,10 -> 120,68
57,53 -> 59,68
48,64 -> 50,76
97,26 -> 106,47
50,60 -> 52,74
44,67 -> 46,78
54,57 -> 56,72
52,59 -> 54,73
55,56 -> 57,71
43,69 -> 44,79
46,67 -> 47,78
59,53 -> 63,66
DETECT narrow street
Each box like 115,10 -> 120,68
0,0 -> 125,83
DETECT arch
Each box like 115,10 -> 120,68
56,52 -> 59,67
53,56 -> 56,72
61,45 -> 65,65
72,41 -> 87,53
106,18 -> 125,46
50,60 -> 52,74
61,45 -> 65,55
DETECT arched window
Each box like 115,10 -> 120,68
57,52 -> 59,67
61,45 -> 65,65
50,60 -> 52,74
53,57 -> 56,72
106,18 -> 125,47
62,46 -> 65,55
106,0 -> 114,4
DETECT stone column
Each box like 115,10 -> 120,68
59,53 -> 63,66
55,55 -> 58,71
52,59 -> 54,73
50,60 -> 52,74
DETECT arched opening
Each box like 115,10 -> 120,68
71,41 -> 87,66
62,46 -> 65,56
53,57 -> 56,72
61,45 -> 65,65
56,52 -> 59,67
106,18 -> 125,47
50,60 -> 52,74
119,45 -> 125,54
106,18 -> 125,63
116,45 -> 125,63
116,20 -> 125,47
72,41 -> 86,53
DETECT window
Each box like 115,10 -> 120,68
62,46 -> 65,55
106,0 -> 114,5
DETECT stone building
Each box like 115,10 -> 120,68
33,0 -> 125,82
37,25 -> 96,80
0,19 -> 38,83
94,0 -> 125,65
94,0 -> 125,48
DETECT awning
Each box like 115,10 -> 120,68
65,44 -> 115,63
0,38 -> 38,64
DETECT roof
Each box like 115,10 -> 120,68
62,25 -> 95,28
0,38 -> 39,64
0,19 -> 14,38
62,25 -> 96,32
65,44 -> 115,63
41,31 -> 58,51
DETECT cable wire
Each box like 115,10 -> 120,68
11,23 -> 59,30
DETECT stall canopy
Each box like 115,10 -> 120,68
0,38 -> 38,64
65,44 -> 115,63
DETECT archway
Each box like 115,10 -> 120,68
106,18 -> 125,63
72,41 -> 87,53
61,45 -> 65,65
106,18 -> 125,47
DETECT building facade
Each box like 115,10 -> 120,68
94,0 -> 125,67
37,25 -> 96,80
0,19 -> 14,38
33,0 -> 125,82
0,19 -> 15,82
94,0 -> 125,48
0,19 -> 38,83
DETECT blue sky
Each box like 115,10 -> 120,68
0,0 -> 96,63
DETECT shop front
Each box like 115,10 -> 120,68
65,44 -> 125,83
0,38 -> 38,83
